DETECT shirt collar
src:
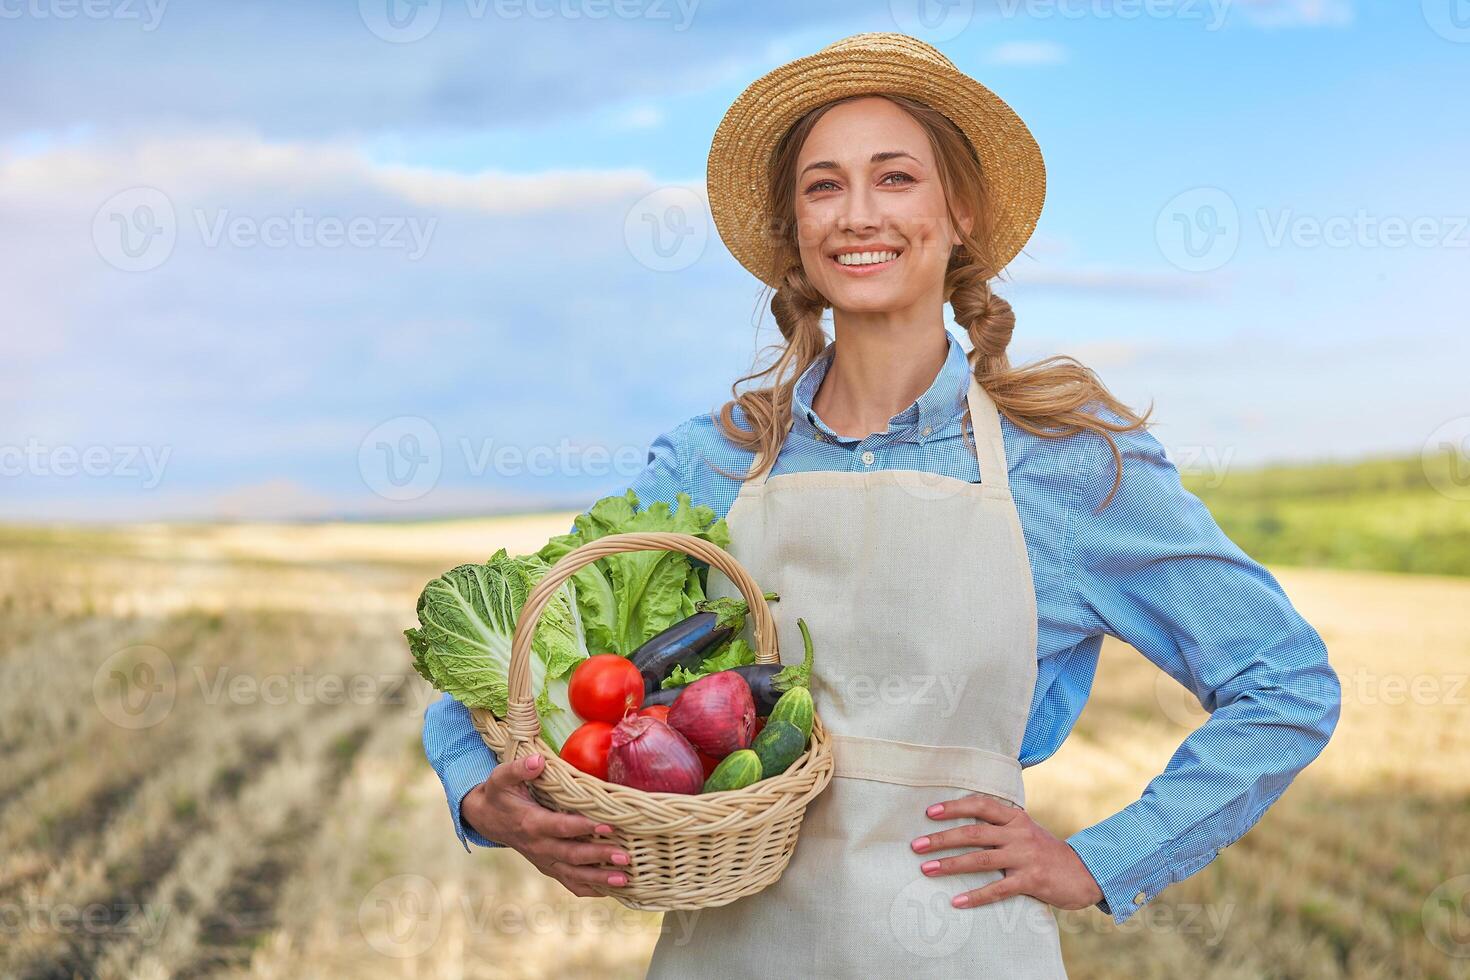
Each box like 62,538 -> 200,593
789,330 -> 972,446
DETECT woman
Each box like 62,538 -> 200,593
422,33 -> 1340,977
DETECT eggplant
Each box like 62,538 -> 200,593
656,617 -> 817,715
640,684 -> 683,707
630,592 -> 778,694
739,617 -> 816,713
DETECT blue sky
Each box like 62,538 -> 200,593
2,0 -> 1466,521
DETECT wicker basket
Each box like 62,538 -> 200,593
469,530 -> 834,911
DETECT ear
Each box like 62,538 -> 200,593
951,203 -> 975,244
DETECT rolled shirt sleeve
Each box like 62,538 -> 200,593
1062,420 -> 1342,923
423,692 -> 505,852
418,422 -> 690,849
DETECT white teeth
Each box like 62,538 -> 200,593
835,250 -> 899,266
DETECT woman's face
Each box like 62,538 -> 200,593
792,96 -> 970,315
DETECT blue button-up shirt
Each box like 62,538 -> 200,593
422,330 -> 1341,924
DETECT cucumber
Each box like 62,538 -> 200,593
767,686 -> 813,740
751,719 -> 806,777
702,749 -> 763,793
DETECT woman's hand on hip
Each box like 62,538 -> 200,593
461,753 -> 631,897
910,794 -> 1104,911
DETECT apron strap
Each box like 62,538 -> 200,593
746,415 -> 794,489
966,376 -> 1010,492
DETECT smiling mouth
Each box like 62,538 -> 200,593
830,248 -> 902,272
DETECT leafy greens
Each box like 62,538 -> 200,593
406,489 -> 732,752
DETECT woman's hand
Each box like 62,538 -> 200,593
910,794 -> 1104,911
461,753 -> 631,897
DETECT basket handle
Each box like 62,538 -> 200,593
505,530 -> 780,747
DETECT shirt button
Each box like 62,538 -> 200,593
861,450 -> 875,466
1133,891 -> 1148,906
815,433 -> 826,442
922,426 -> 932,437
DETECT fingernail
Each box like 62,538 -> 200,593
921,860 -> 940,875
595,824 -> 613,834
911,836 -> 930,852
927,803 -> 944,817
608,873 -> 627,886
952,894 -> 970,908
529,754 -> 543,766
611,852 -> 629,866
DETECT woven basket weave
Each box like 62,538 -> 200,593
469,530 -> 834,911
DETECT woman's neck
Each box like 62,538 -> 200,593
813,315 -> 950,441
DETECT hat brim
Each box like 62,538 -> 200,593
706,35 -> 1046,289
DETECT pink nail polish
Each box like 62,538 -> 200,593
609,873 -> 627,886
952,894 -> 969,908
912,836 -> 930,852
611,852 -> 629,866
927,803 -> 944,817
921,860 -> 940,874
595,824 -> 613,834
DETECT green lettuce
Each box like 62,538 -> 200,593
406,549 -> 588,750
537,489 -> 730,657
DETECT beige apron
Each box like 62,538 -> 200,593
645,375 -> 1068,978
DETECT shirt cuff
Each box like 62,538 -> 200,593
1066,805 -> 1221,925
437,747 -> 504,852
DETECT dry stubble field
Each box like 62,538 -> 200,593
2,515 -> 1467,979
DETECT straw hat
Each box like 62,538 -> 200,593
706,32 -> 1046,289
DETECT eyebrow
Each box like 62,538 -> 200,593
799,150 -> 920,177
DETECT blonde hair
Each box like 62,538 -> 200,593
710,93 -> 1153,511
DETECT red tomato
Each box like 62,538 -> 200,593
638,704 -> 671,723
696,749 -> 721,779
569,654 -> 644,723
560,721 -> 614,780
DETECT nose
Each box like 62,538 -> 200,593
837,180 -> 881,237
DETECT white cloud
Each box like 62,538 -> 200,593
0,133 -> 660,215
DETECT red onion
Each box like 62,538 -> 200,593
606,715 -> 704,794
668,670 -> 756,758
